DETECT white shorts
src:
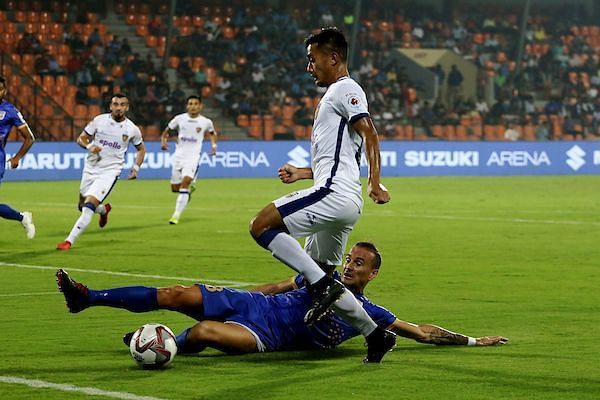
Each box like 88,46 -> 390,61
79,170 -> 119,202
170,158 -> 199,184
273,186 -> 361,266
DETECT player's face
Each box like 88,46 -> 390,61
341,246 -> 379,292
0,82 -> 6,100
306,43 -> 333,87
110,97 -> 129,121
186,99 -> 202,116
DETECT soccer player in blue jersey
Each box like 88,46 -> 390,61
0,75 -> 36,239
56,242 -> 508,362
249,27 -> 393,362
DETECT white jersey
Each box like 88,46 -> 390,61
83,113 -> 143,174
311,77 -> 369,209
168,113 -> 215,163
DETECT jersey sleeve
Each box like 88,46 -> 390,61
206,118 -> 216,135
333,81 -> 370,125
362,298 -> 397,329
131,125 -> 143,146
293,274 -> 306,289
83,116 -> 98,135
167,115 -> 179,131
11,107 -> 28,128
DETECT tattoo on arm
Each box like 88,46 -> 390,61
417,324 -> 469,345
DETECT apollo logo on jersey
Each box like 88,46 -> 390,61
98,139 -> 122,149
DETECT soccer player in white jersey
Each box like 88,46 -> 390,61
249,28 -> 394,362
160,95 -> 217,225
56,94 -> 146,250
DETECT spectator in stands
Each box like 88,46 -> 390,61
447,65 -> 463,110
87,28 -> 103,47
293,102 -> 313,128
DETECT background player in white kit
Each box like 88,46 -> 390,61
249,28 -> 394,362
56,94 -> 146,250
160,95 -> 217,225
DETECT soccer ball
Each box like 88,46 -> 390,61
129,323 -> 177,369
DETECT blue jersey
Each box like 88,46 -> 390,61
0,99 -> 28,179
199,273 -> 396,351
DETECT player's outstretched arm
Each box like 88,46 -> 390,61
389,319 -> 508,346
352,117 -> 390,204
160,128 -> 170,150
128,142 -> 146,180
9,124 -> 35,169
278,163 -> 313,184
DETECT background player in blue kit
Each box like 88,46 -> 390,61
249,27 -> 393,362
0,75 -> 36,239
56,242 -> 508,362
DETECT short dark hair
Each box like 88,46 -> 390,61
0,75 -> 5,85
354,242 -> 382,269
305,27 -> 348,62
186,95 -> 202,103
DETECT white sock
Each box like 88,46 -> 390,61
66,207 -> 94,244
174,190 -> 189,216
332,287 -> 378,337
267,233 -> 326,284
95,204 -> 106,215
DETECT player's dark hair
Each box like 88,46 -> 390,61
305,27 -> 348,62
187,95 -> 202,103
113,93 -> 128,99
0,75 -> 5,85
354,242 -> 382,269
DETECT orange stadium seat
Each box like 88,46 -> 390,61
136,25 -> 148,36
15,11 -> 26,22
87,105 -> 101,119
248,115 -> 263,138
236,114 -> 249,128
27,11 -> 39,23
146,35 -> 158,47
263,114 -> 275,141
0,11 -> 6,23
137,14 -> 149,26
126,14 -> 136,25
193,16 -> 204,28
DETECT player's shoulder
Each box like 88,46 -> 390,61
0,100 -> 18,114
331,77 -> 364,92
92,113 -> 111,123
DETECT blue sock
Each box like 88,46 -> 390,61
0,204 -> 23,221
176,327 -> 207,354
88,286 -> 158,312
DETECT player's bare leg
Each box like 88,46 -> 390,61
185,320 -> 258,354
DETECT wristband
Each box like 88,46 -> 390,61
211,143 -> 217,149
86,143 -> 94,150
132,164 -> 140,172
467,337 -> 477,346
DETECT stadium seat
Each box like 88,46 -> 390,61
144,124 -> 161,140
248,115 -> 263,138
236,114 -> 249,128
263,114 -> 275,141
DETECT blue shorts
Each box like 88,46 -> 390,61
199,284 -> 286,351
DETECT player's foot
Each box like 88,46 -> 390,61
99,203 -> 112,228
123,331 -> 134,347
20,211 -> 35,239
304,277 -> 345,325
363,328 -> 397,363
56,240 -> 72,250
168,215 -> 179,225
56,269 -> 89,313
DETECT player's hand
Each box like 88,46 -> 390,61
278,164 -> 300,184
127,169 -> 138,180
160,142 -> 168,151
476,336 -> 508,346
9,156 -> 20,169
368,182 -> 390,204
88,144 -> 102,154
209,148 -> 217,156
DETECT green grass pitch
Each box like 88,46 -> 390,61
1,176 -> 599,399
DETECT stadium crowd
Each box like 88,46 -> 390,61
1,0 -> 600,140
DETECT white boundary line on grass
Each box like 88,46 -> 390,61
0,375 -> 165,400
0,262 -> 259,288
367,211 -> 600,226
0,291 -> 59,297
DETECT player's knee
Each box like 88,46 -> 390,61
189,321 -> 218,342
158,285 -> 190,308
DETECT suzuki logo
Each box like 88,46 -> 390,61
566,145 -> 586,171
287,145 -> 310,167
